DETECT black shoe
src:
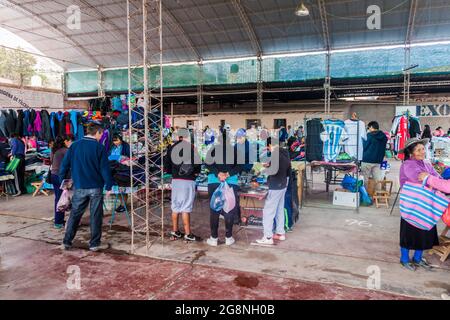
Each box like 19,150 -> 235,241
115,205 -> 126,213
412,258 -> 432,270
184,233 -> 198,242
169,230 -> 183,239
400,261 -> 417,271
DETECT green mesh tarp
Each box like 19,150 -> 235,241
65,71 -> 98,94
65,44 -> 450,94
331,48 -> 405,78
263,54 -> 327,82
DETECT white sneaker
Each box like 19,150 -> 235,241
442,293 -> 450,300
225,237 -> 235,246
256,237 -> 274,245
206,237 -> 218,247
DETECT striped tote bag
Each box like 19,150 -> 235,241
400,178 -> 450,231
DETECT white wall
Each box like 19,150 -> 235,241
0,84 -> 63,110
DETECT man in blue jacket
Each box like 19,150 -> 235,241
60,123 -> 113,251
361,121 -> 388,191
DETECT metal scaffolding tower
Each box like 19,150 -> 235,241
256,56 -> 263,117
197,61 -> 204,130
127,0 -> 164,253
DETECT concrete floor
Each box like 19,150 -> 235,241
0,159 -> 449,300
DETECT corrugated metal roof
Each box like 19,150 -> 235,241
1,0 -> 449,70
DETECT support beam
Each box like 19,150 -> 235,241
230,0 -> 262,56
163,5 -> 201,61
77,0 -> 144,60
3,0 -> 101,67
256,56 -> 263,117
97,66 -> 105,98
406,0 -> 419,46
197,61 -> 204,130
318,0 -> 331,114
404,0 -> 419,106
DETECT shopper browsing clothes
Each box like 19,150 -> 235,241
60,123 -> 113,251
205,131 -> 244,246
399,138 -> 440,271
256,138 -> 292,245
108,135 -> 131,213
9,133 -> 26,196
361,121 -> 388,191
50,136 -> 69,229
164,128 -> 201,242
108,135 -> 131,161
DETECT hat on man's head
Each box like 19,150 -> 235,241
398,137 -> 429,154
236,128 -> 246,138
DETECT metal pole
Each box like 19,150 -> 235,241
159,0 -> 164,245
142,0 -> 150,251
126,0 -> 136,253
256,55 -> 263,119
97,66 -> 104,98
197,60 -> 204,131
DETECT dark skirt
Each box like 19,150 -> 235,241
400,218 -> 439,250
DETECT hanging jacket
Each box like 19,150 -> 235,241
40,110 -> 52,142
23,109 -> 30,137
0,111 -> 7,137
63,112 -> 72,135
306,118 -> 325,162
34,111 -> 43,137
57,111 -> 65,137
5,109 -> 16,137
50,112 -> 57,139
70,111 -> 78,136
99,129 -> 110,153
28,109 -> 36,136
15,110 -> 24,137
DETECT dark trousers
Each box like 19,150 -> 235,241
51,174 -> 64,225
63,188 -> 104,248
208,183 -> 239,239
15,156 -> 26,193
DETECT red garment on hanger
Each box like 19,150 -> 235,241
64,112 -> 71,135
397,116 -> 409,160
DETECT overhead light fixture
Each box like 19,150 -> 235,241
295,2 -> 309,16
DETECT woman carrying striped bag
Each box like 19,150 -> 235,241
398,138 -> 449,271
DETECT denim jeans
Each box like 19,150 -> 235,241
51,174 -> 64,225
63,188 -> 104,248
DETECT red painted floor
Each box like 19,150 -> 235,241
0,236 -> 415,300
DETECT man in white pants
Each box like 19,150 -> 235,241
257,140 -> 292,245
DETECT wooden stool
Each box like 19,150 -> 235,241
373,191 -> 390,208
372,179 -> 393,208
429,227 -> 450,262
31,181 -> 49,197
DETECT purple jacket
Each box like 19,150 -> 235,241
399,159 -> 439,188
34,111 -> 42,134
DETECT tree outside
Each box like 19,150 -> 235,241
0,47 -> 37,86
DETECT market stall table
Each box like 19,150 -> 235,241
308,161 -> 358,193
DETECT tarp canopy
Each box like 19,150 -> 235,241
1,0 -> 450,70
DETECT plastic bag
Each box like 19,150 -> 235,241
341,174 -> 358,192
222,182 -> 236,214
57,189 -> 73,212
210,183 -> 225,212
359,185 -> 373,206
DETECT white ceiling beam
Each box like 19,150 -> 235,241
230,0 -> 263,56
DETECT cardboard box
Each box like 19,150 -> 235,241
333,190 -> 359,208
